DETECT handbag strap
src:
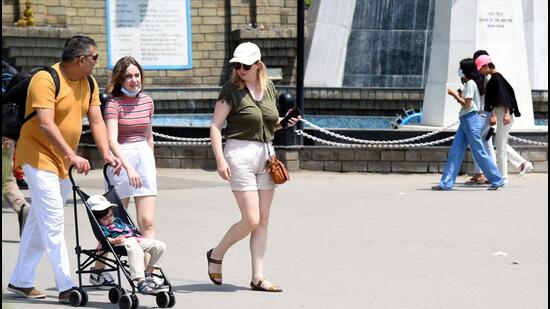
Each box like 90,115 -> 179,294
265,141 -> 273,158
263,123 -> 273,158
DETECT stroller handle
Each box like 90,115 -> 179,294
68,164 -> 115,188
68,165 -> 77,186
103,163 -> 114,188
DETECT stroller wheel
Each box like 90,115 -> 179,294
118,294 -> 132,309
78,288 -> 88,306
156,291 -> 170,308
109,287 -> 122,304
130,294 -> 139,309
167,292 -> 176,308
69,290 -> 82,307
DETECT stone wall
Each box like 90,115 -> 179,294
79,144 -> 548,174
2,0 -> 299,87
297,146 -> 548,174
2,26 -> 73,73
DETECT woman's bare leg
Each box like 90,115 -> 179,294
209,191 -> 260,275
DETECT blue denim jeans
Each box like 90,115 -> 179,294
439,112 -> 504,190
472,111 -> 497,174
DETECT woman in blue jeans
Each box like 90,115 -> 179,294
432,58 -> 504,191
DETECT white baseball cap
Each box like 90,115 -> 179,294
87,195 -> 117,211
229,42 -> 261,65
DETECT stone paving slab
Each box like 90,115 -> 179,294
2,169 -> 548,309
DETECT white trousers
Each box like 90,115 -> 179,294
474,111 -> 526,175
493,107 -> 525,179
9,164 -> 75,292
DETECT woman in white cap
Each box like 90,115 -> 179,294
207,42 -> 300,292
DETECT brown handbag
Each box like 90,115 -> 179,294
265,143 -> 289,184
266,157 -> 290,184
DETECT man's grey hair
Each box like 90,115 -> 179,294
62,35 -> 97,62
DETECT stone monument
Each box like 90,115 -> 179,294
304,0 -> 357,87
422,0 -> 535,129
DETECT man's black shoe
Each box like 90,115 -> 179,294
16,179 -> 28,190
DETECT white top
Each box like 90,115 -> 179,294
459,79 -> 480,118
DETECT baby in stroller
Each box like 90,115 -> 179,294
88,195 -> 167,295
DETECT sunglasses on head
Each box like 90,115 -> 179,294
233,63 -> 252,71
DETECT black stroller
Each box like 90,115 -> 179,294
69,164 -> 176,308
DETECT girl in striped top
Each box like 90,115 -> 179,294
103,56 -> 158,240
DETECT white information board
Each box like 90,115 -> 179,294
106,0 -> 192,70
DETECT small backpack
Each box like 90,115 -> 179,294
1,66 -> 94,140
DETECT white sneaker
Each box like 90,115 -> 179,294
146,273 -> 167,289
518,161 -> 533,177
89,267 -> 116,289
137,277 -> 168,295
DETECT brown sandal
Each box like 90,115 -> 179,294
465,174 -> 488,185
250,278 -> 283,292
206,249 -> 223,285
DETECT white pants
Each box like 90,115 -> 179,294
474,111 -> 526,175
493,107 -> 525,179
9,164 -> 75,292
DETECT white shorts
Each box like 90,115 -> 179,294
224,139 -> 276,191
107,141 -> 158,199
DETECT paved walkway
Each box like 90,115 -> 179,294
2,169 -> 548,309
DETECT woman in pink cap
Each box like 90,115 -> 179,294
207,42 -> 300,292
475,55 -> 524,184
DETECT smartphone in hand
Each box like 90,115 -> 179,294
280,107 -> 303,128
484,127 -> 495,141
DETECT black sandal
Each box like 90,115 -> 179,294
250,278 -> 283,292
206,249 -> 223,285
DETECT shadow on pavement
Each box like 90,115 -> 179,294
174,283 -> 249,293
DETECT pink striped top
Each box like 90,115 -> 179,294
104,93 -> 154,144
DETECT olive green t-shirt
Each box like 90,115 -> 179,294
217,80 -> 279,142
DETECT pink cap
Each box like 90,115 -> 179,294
475,55 -> 492,71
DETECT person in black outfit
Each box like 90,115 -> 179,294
475,55 -> 523,183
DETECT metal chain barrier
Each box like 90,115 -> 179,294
508,135 -> 548,146
299,118 -> 547,148
81,129 -> 211,145
296,130 -> 455,148
300,118 -> 459,144
82,118 -> 545,148
152,131 -> 211,142
155,140 -> 211,146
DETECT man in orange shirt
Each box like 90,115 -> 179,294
7,35 -> 121,303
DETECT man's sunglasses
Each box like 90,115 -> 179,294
233,63 -> 252,71
81,54 -> 99,61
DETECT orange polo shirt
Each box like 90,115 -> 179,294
15,63 -> 100,179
